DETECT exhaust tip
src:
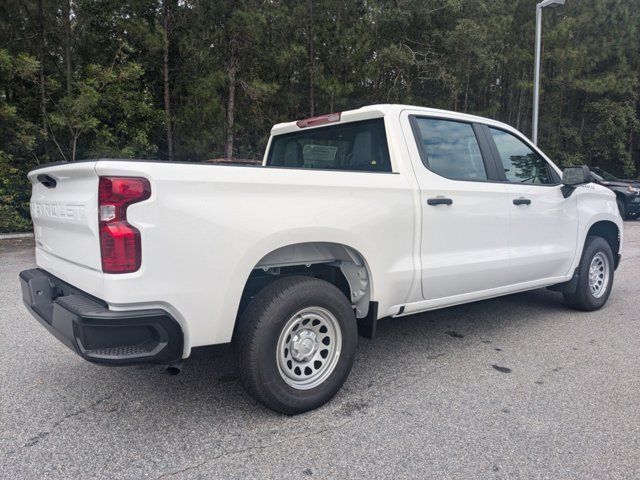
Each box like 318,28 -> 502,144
165,361 -> 183,375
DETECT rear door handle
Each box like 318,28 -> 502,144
427,197 -> 453,206
513,198 -> 531,206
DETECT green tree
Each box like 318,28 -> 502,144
0,49 -> 41,232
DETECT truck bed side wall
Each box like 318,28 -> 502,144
90,161 -> 416,354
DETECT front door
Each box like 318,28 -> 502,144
484,126 -> 579,284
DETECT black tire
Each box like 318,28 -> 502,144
617,198 -> 627,220
563,236 -> 615,311
233,275 -> 357,415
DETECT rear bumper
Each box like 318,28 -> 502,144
19,268 -> 183,365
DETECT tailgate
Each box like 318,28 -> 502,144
28,162 -> 101,271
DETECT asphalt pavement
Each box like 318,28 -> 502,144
1,223 -> 639,479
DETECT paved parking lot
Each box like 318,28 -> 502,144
2,222 -> 639,479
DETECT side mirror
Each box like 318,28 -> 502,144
561,165 -> 590,198
562,165 -> 590,186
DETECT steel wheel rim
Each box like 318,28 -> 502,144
588,252 -> 610,299
276,306 -> 342,390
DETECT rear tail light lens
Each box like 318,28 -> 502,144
98,177 -> 151,273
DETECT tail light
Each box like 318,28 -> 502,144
98,176 -> 151,273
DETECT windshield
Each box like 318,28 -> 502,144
591,167 -> 618,181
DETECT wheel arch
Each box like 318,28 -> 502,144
585,220 -> 621,269
549,218 -> 621,295
240,241 -> 374,319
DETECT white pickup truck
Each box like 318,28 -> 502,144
20,104 -> 623,414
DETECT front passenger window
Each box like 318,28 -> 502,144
489,128 -> 555,184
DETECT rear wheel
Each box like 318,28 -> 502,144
563,236 -> 615,311
233,276 -> 357,415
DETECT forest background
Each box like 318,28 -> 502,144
1,0 -> 638,231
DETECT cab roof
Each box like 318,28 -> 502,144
270,104 -> 526,139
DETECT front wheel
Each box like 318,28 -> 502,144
233,276 -> 357,415
563,236 -> 615,311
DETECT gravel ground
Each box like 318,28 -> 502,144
1,223 -> 639,480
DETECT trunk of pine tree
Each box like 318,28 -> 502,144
63,0 -> 72,96
463,56 -> 471,112
555,63 -> 566,151
72,133 -> 79,162
38,0 -> 47,140
63,0 -> 73,157
308,0 -> 315,116
162,0 -> 174,160
225,50 -> 238,160
516,70 -> 524,131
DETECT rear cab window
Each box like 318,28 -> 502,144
266,119 -> 392,172
411,117 -> 488,181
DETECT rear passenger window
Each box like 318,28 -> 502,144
267,119 -> 391,172
489,128 -> 556,184
412,118 -> 487,181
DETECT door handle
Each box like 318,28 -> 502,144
427,197 -> 453,206
513,198 -> 531,206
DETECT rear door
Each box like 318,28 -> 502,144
401,111 -> 511,300
482,126 -> 578,284
28,162 -> 102,271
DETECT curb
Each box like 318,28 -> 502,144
0,233 -> 34,240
